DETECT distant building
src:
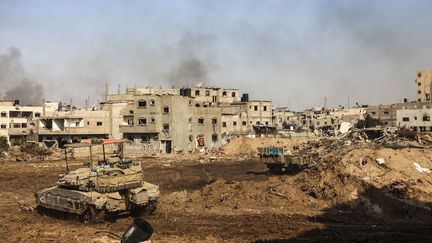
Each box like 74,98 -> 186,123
397,108 -> 432,132
0,100 -> 56,145
106,86 -> 273,152
366,102 -> 431,126
37,102 -> 126,146
415,70 -> 432,102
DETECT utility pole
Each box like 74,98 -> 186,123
288,97 -> 291,111
347,96 -> 350,109
104,82 -> 109,101
323,96 -> 327,109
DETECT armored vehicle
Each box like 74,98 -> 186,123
257,146 -> 318,174
35,139 -> 159,222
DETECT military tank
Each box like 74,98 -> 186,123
257,146 -> 319,174
35,139 -> 159,222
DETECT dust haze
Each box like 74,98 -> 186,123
1,0 -> 432,109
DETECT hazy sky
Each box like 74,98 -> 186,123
1,0 -> 432,110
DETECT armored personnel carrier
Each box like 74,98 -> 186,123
35,139 -> 159,222
257,146 -> 319,174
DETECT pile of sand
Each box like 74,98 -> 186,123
160,176 -> 324,215
162,140 -> 432,221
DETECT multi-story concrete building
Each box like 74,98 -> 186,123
180,87 -> 240,106
415,70 -> 432,102
106,85 -> 275,150
366,102 -> 431,126
0,100 -> 55,145
329,107 -> 367,123
274,107 -> 296,127
37,102 -> 126,146
397,108 -> 432,132
219,100 -> 274,137
247,100 -> 273,126
108,92 -> 223,153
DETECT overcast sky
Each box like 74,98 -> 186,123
1,0 -> 432,110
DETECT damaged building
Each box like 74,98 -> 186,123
36,102 -> 126,147
397,108 -> 432,132
108,87 -> 223,153
0,100 -> 56,145
105,86 -> 273,153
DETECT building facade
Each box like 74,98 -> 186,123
37,102 -> 126,146
108,92 -> 223,153
367,102 -> 431,126
397,108 -> 432,132
0,100 -> 51,145
415,70 -> 432,102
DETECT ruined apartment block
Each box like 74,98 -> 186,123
109,90 -> 223,154
120,95 -> 221,153
105,86 -> 273,153
37,102 -> 126,146
0,100 -> 56,145
180,87 -> 273,137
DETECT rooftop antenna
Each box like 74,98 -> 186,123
288,97 -> 291,111
323,96 -> 327,109
347,96 -> 350,109
117,84 -> 121,94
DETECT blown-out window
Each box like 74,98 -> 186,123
138,100 -> 146,108
198,117 -> 204,125
138,118 -> 147,125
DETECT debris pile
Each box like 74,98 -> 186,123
163,130 -> 432,222
0,142 -> 63,162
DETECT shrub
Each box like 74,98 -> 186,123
0,136 -> 9,150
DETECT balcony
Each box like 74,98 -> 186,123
8,128 -> 28,135
120,124 -> 160,134
38,127 -> 107,135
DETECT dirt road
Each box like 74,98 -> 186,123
1,157 -> 432,242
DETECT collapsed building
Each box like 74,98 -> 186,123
273,106 -> 366,136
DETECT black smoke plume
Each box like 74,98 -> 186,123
0,47 -> 44,105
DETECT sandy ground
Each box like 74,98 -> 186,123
2,137 -> 432,242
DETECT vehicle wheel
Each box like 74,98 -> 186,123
36,206 -> 46,216
82,206 -> 96,223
